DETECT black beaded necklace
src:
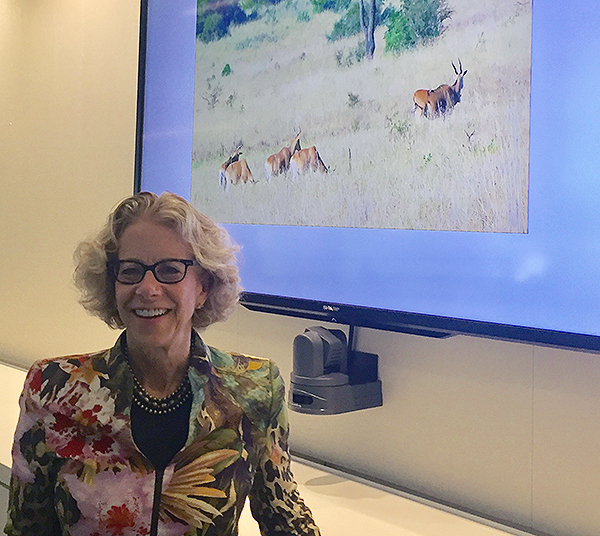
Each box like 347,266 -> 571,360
130,372 -> 192,415
124,335 -> 193,416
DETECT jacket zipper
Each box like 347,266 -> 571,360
150,467 -> 165,536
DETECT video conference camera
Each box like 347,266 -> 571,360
289,326 -> 383,415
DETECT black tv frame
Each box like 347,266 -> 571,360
134,0 -> 149,195
239,292 -> 600,353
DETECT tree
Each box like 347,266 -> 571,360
359,0 -> 377,59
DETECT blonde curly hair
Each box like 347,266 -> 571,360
74,191 -> 242,330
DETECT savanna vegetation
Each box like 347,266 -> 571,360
197,0 -> 452,55
191,0 -> 532,232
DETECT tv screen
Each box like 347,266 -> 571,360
138,0 -> 600,351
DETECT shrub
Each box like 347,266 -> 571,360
311,0 -> 351,13
297,10 -> 311,22
384,9 -> 415,52
348,92 -> 361,107
384,0 -> 452,53
328,2 -> 361,40
403,0 -> 451,40
334,42 -> 365,68
328,0 -> 387,42
196,3 -> 250,43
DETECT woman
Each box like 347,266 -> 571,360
6,192 -> 321,536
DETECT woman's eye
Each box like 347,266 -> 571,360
120,267 -> 141,277
157,262 -> 185,278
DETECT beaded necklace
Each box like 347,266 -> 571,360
124,336 -> 193,416
130,372 -> 192,415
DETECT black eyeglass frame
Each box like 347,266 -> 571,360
108,258 -> 198,285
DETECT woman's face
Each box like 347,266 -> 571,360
115,219 -> 208,355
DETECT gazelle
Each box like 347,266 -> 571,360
413,60 -> 467,118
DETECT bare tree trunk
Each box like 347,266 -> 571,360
359,0 -> 376,59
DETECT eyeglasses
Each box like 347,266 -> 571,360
109,259 -> 198,285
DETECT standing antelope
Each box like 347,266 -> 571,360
219,148 -> 254,191
413,60 -> 468,118
219,148 -> 241,189
290,145 -> 328,176
224,159 -> 254,187
265,130 -> 302,180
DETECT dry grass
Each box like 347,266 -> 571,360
191,0 -> 532,232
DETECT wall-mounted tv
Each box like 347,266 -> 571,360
136,0 -> 600,352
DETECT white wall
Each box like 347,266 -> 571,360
2,2 -> 599,536
0,0 -> 138,365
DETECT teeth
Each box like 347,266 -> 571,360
135,309 -> 168,318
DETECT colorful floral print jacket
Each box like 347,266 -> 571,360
6,332 -> 321,536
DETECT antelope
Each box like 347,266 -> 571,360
219,148 -> 254,191
413,60 -> 467,118
224,159 -> 254,187
219,148 -> 241,189
290,146 -> 328,176
265,130 -> 302,180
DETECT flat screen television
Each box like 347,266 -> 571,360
136,0 -> 600,352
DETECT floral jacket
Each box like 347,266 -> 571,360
5,332 -> 320,536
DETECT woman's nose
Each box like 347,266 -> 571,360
134,270 -> 162,296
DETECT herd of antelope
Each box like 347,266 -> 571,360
217,60 -> 466,190
219,129 -> 328,191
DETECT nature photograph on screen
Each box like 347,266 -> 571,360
191,0 -> 532,232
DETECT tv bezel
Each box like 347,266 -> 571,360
239,292 -> 600,352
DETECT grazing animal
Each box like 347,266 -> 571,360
265,131 -> 302,180
224,159 -> 254,188
290,146 -> 328,176
219,149 -> 241,189
219,149 -> 254,191
413,60 -> 468,118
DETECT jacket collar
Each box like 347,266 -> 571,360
108,330 -> 212,372
189,330 -> 212,375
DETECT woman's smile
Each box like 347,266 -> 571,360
133,308 -> 169,318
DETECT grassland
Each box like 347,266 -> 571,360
191,0 -> 532,232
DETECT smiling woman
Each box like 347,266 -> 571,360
113,219 -> 209,391
5,192 -> 321,536
73,191 -> 240,331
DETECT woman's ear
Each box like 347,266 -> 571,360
196,289 -> 208,309
195,272 -> 211,309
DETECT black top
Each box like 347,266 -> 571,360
131,395 -> 192,470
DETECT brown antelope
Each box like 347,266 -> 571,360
224,159 -> 254,187
219,148 -> 254,191
265,130 -> 302,180
219,148 -> 241,189
413,60 -> 467,118
290,146 -> 328,176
